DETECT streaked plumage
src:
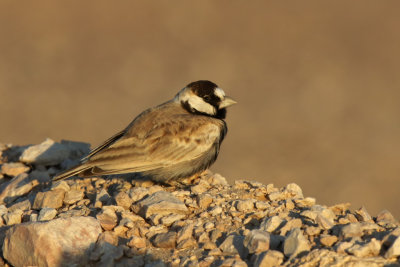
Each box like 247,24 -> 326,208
53,80 -> 236,183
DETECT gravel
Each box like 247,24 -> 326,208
0,140 -> 399,266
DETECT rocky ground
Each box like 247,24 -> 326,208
0,139 -> 399,267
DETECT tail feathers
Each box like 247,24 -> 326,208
53,164 -> 91,181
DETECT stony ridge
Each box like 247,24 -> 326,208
0,139 -> 399,266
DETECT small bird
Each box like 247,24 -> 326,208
53,80 -> 236,183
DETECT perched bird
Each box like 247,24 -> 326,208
53,80 -> 236,183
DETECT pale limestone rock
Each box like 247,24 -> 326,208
219,234 -> 247,258
127,236 -> 147,249
1,162 -> 30,176
96,208 -> 118,231
284,183 -> 303,198
259,215 -> 284,233
235,199 -> 254,212
244,229 -> 270,254
340,223 -> 363,239
210,206 -> 223,216
253,250 -> 284,267
191,180 -> 210,194
3,210 -> 23,225
347,238 -> 381,257
3,216 -> 101,267
50,180 -> 70,192
196,193 -> 213,209
354,206 -> 373,222
33,189 -> 65,209
8,199 -> 31,212
0,173 -> 35,204
38,208 -> 57,221
152,231 -> 177,248
136,191 -> 188,219
19,138 -> 70,165
208,173 -> 228,186
279,218 -> 302,236
385,235 -> 400,258
63,189 -> 84,205
114,191 -> 132,210
177,223 -> 194,244
283,228 -> 311,258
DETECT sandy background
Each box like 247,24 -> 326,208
1,2 -> 399,218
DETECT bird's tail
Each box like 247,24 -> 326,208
53,164 -> 91,181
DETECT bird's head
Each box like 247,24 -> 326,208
175,80 -> 237,119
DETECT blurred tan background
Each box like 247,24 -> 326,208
1,1 -> 399,218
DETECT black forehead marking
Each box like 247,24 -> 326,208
187,80 -> 222,107
187,80 -> 218,97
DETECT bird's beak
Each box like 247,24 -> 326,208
219,96 -> 237,109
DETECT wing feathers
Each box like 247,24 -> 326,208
54,103 -> 226,180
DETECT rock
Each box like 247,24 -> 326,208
235,199 -> 254,212
340,223 -> 363,239
376,210 -> 398,227
329,202 -> 351,215
127,236 -> 147,249
95,188 -> 112,207
253,250 -> 284,267
294,197 -> 316,208
354,206 -> 373,222
0,173 -> 35,204
319,234 -> 338,247
152,231 -> 177,248
301,205 -> 335,230
197,193 -> 213,209
136,191 -> 188,219
283,228 -> 311,258
267,191 -> 285,201
3,210 -> 23,225
38,208 -> 57,221
208,173 -> 228,186
160,213 -> 185,226
0,205 -> 8,217
259,215 -> 284,233
283,183 -> 303,198
210,206 -> 223,216
114,191 -> 133,210
63,189 -> 84,205
1,162 -> 30,176
279,218 -> 302,235
50,180 -> 70,192
244,229 -> 270,254
347,238 -> 381,257
385,235 -> 400,258
89,231 -> 123,264
96,207 -> 118,231
128,187 -> 149,203
33,189 -> 65,209
19,138 -> 71,166
255,201 -> 270,210
8,199 -> 31,212
3,216 -> 101,267
305,226 -> 321,236
219,234 -> 247,258
177,237 -> 197,249
191,180 -> 210,194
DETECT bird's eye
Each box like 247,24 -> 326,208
204,95 -> 211,101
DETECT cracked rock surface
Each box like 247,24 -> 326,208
0,140 -> 399,266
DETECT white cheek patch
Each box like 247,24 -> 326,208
214,88 -> 225,100
188,94 -> 216,115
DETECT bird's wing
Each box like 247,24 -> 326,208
84,115 -> 224,175
81,130 -> 126,162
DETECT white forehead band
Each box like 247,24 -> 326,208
214,88 -> 225,99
